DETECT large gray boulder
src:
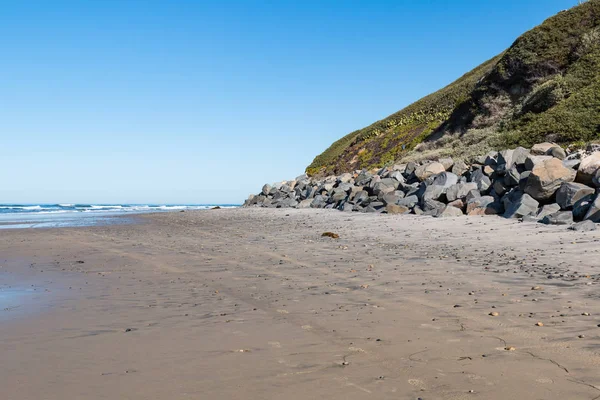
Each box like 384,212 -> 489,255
503,193 -> 539,219
556,182 -> 595,210
423,172 -> 459,201
330,187 -> 349,203
470,169 -> 491,192
576,153 -> 600,186
310,195 -> 327,208
513,147 -> 530,166
446,182 -> 478,202
584,194 -> 600,222
261,184 -> 272,196
352,190 -> 369,205
397,195 -> 419,209
355,171 -> 373,186
422,199 -> 446,217
496,149 -> 514,173
524,158 -> 576,201
541,211 -> 573,225
371,180 -> 396,196
337,173 -> 353,183
536,203 -> 561,220
388,170 -> 405,183
381,191 -> 405,206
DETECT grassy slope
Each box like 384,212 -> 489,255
307,0 -> 600,176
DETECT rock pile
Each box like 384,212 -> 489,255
244,143 -> 600,227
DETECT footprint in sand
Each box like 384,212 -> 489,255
536,377 -> 554,384
268,341 -> 282,348
301,325 -> 312,330
408,378 -> 425,387
277,309 -> 289,314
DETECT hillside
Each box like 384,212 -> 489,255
307,0 -> 600,176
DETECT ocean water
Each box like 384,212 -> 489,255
0,204 -> 238,229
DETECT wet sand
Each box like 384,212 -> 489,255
1,208 -> 600,399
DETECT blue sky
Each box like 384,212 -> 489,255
0,0 -> 576,204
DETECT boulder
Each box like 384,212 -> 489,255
352,190 -> 369,205
310,195 -> 327,208
385,204 -> 410,215
447,199 -> 464,209
493,180 -> 507,196
518,171 -> 531,191
525,155 -> 554,171
584,194 -> 600,222
437,206 -> 464,218
330,187 -> 349,202
355,171 -> 373,186
298,199 -> 313,209
470,169 -> 491,192
261,184 -> 272,196
389,170 -> 405,183
541,211 -> 573,225
422,199 -> 446,217
505,166 -> 522,186
531,142 -> 559,155
340,202 -> 354,212
512,147 -> 530,166
371,181 -> 396,196
569,220 -> 597,232
536,203 -> 561,220
397,195 -> 419,209
504,193 -> 539,219
576,153 -> 600,186
446,182 -> 478,202
466,196 -> 495,214
573,196 -> 595,221
422,184 -> 445,202
439,157 -> 454,171
414,162 -> 445,181
404,162 -> 418,177
524,158 -> 576,201
465,189 -> 482,203
337,173 -> 353,183
451,160 -> 469,176
549,146 -> 566,160
280,197 -> 298,208
496,149 -> 514,172
556,182 -> 595,210
381,191 -> 405,206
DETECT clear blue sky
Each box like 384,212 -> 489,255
1,0 -> 576,204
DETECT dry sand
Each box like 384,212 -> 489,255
1,208 -> 600,399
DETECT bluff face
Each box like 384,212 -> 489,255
307,1 -> 600,177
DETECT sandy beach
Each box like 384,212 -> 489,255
2,208 -> 600,399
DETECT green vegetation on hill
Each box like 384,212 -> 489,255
307,0 -> 600,176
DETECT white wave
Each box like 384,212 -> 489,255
59,204 -> 74,207
90,205 -> 123,209
22,205 -> 43,210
